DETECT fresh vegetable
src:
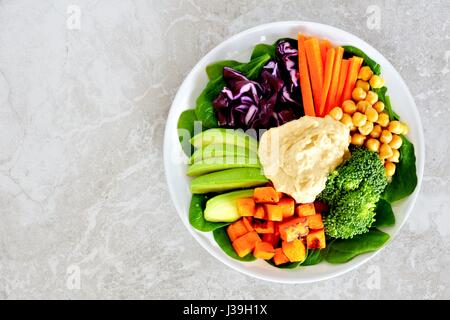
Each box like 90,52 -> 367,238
189,144 -> 258,164
373,198 -> 395,227
335,59 -> 350,105
319,146 -> 388,239
232,231 -> 261,258
253,242 -> 276,260
187,157 -> 261,176
324,46 -> 344,113
250,43 -> 277,60
341,56 -> 364,103
373,86 -> 400,120
301,249 -> 325,266
253,186 -> 280,203
319,48 -> 335,116
190,168 -> 268,194
204,189 -> 254,222
213,227 -> 257,261
383,136 -> 417,202
190,128 -> 258,152
306,229 -> 326,249
282,239 -> 307,262
189,194 -> 230,232
206,60 -> 240,80
297,34 -> 315,116
304,38 -> 324,113
319,39 -> 331,66
343,45 -> 381,75
325,229 -> 390,263
177,109 -> 198,156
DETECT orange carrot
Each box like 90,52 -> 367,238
297,34 -> 315,117
324,46 -> 344,114
304,38 -> 324,114
335,59 -> 350,106
341,56 -> 364,103
318,48 -> 335,116
319,40 -> 331,67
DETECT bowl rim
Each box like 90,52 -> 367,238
163,20 -> 425,284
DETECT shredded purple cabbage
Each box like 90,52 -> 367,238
213,39 -> 302,129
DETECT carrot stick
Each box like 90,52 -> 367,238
324,46 -> 344,114
341,56 -> 364,103
318,48 -> 335,116
297,34 -> 315,117
335,59 -> 350,106
319,40 -> 331,67
304,38 -> 324,114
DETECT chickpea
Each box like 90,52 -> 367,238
352,87 -> 367,101
388,120 -> 403,134
341,113 -> 353,129
357,100 -> 370,113
373,101 -> 385,113
377,113 -> 390,127
342,100 -> 357,114
356,80 -> 370,92
380,129 -> 393,144
351,133 -> 366,146
388,149 -> 400,163
370,124 -> 382,138
365,91 -> 379,105
365,106 -> 379,122
359,121 -> 374,136
380,143 -> 393,159
401,122 -> 409,135
389,134 -> 403,149
358,66 -> 374,81
352,112 -> 367,127
369,75 -> 385,89
366,138 -> 380,152
329,106 -> 343,121
385,161 -> 396,177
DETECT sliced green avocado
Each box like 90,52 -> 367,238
189,143 -> 258,164
190,167 -> 268,194
187,156 -> 261,176
204,189 -> 254,222
190,128 -> 258,152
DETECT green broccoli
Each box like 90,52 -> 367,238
318,146 -> 388,239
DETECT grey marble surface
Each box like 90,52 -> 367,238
0,0 -> 449,299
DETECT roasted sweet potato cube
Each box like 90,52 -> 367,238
264,204 -> 283,221
227,220 -> 248,242
253,187 -> 279,204
296,203 -> 316,217
273,248 -> 290,265
253,220 -> 274,234
253,241 -> 275,260
306,214 -> 324,230
306,229 -> 326,249
236,197 -> 256,217
279,217 -> 309,242
282,239 -> 306,262
242,217 -> 254,232
278,198 -> 295,218
254,205 -> 266,219
262,232 -> 280,247
232,231 -> 261,257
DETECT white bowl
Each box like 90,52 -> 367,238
163,21 -> 424,283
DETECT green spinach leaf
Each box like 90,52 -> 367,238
213,227 -> 256,262
301,249 -> 325,266
206,60 -> 241,80
342,45 -> 381,75
177,109 -> 198,156
325,229 -> 390,264
373,198 -> 395,227
250,43 -> 276,60
189,194 -> 230,232
383,135 -> 417,202
266,259 -> 302,269
373,87 -> 400,121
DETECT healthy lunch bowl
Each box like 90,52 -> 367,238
164,22 -> 424,283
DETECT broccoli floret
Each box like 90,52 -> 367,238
318,146 -> 388,239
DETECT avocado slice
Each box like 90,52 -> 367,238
187,156 -> 261,176
190,128 -> 258,152
204,189 -> 254,222
189,143 -> 258,164
190,167 -> 268,194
